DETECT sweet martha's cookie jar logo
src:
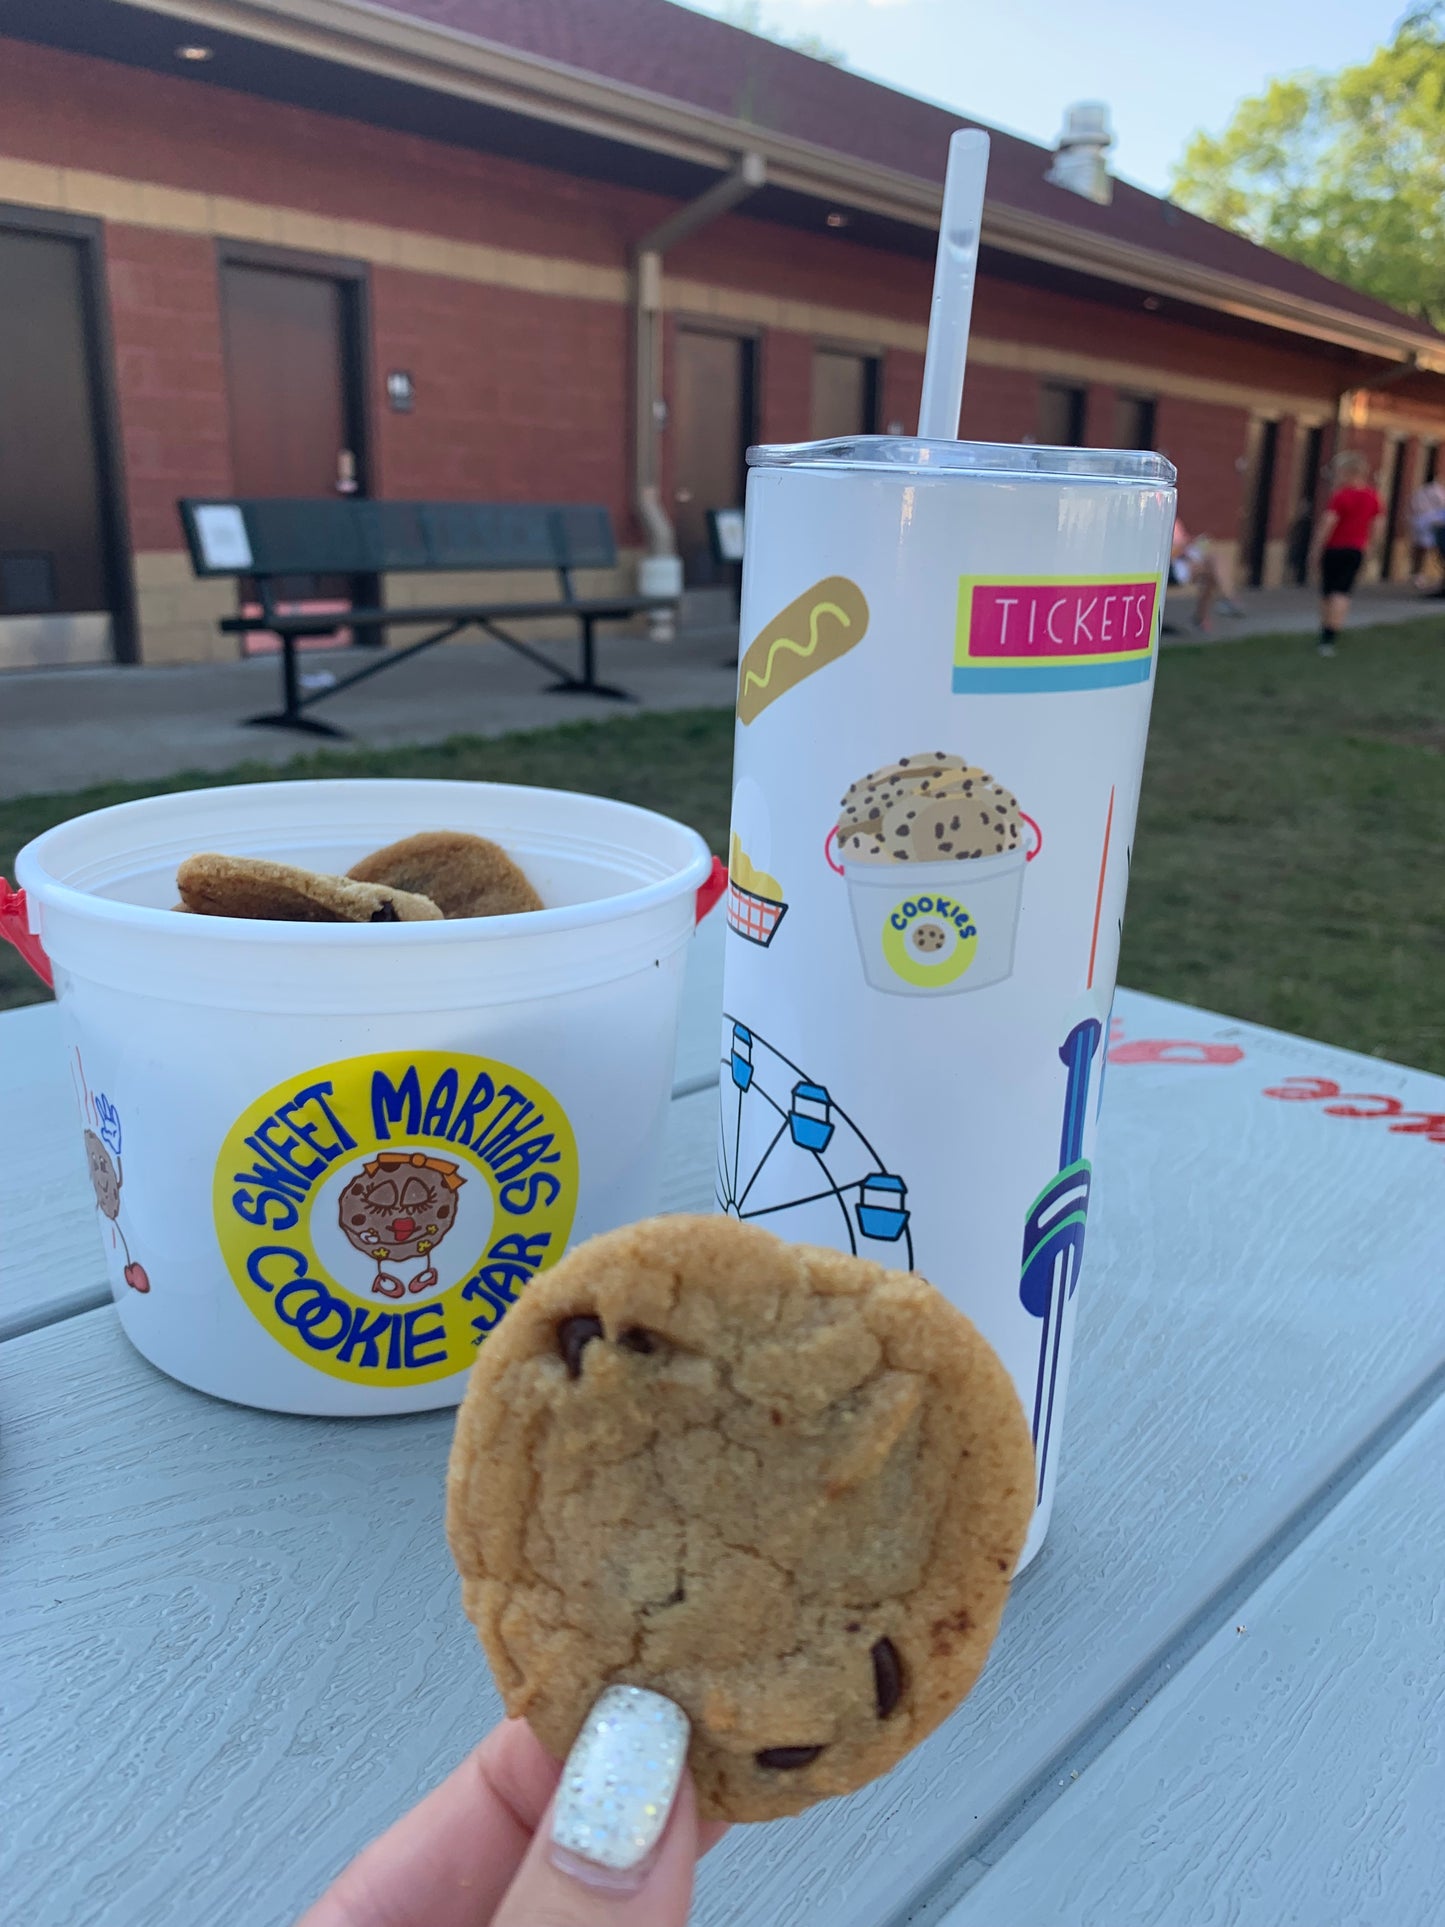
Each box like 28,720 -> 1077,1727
214,1051 -> 577,1386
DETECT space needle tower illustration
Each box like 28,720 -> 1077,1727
1019,1018 -> 1102,1503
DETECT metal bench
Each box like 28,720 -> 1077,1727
177,497 -> 673,737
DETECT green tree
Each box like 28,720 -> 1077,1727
1170,14 -> 1445,325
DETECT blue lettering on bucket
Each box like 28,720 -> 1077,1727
888,895 -> 977,939
244,1243 -> 475,1371
230,1081 -> 356,1227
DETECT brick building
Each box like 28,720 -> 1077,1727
2,0 -> 1444,668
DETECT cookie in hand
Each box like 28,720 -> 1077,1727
446,1215 -> 1034,1821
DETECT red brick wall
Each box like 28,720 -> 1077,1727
1345,428 -> 1388,489
959,367 -> 1037,443
9,36 -> 1365,429
105,224 -> 232,551
973,276 -> 1350,408
1154,396 -> 1251,536
0,37 -> 651,270
370,269 -> 629,517
1084,383 -> 1118,447
7,29 -> 1445,662
670,219 -> 931,331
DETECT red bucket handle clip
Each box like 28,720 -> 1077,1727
0,879 -> 53,989
696,855 -> 728,923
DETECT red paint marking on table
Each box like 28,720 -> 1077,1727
1108,1026 -> 1245,1067
1262,1076 -> 1445,1144
1106,1030 -> 1445,1154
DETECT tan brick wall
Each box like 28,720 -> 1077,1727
134,552 -> 237,665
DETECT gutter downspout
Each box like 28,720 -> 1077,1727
633,152 -> 766,637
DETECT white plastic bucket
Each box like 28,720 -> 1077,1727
14,779 -> 719,1415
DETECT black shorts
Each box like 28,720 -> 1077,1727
1321,547 -> 1363,595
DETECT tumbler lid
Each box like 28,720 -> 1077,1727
748,435 -> 1175,485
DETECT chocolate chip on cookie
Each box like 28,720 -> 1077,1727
446,1215 -> 1034,1823
176,853 -> 442,923
348,830 -> 541,919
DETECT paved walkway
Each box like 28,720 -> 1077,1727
0,617 -> 740,800
2,585 -> 1436,800
1160,580 -> 1438,645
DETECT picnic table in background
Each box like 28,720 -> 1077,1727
178,497 -> 676,736
4,914 -> 1444,1926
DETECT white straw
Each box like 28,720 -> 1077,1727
917,128 -> 991,440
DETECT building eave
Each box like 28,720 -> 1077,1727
112,0 -> 1445,376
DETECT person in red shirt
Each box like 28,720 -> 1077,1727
1311,450 -> 1383,656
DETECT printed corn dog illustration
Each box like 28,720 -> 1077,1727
736,576 -> 868,725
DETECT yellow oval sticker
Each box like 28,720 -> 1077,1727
213,1050 -> 578,1385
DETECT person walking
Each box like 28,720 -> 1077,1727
1311,451 -> 1382,656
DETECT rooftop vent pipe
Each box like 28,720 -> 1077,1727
1048,102 -> 1114,206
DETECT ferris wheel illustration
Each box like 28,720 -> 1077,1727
716,1016 -> 914,1266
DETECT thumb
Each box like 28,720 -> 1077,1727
491,1687 -> 700,1927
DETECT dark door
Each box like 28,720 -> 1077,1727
1038,381 -> 1086,447
810,348 -> 878,441
1289,423 -> 1326,583
0,226 -> 118,666
1378,439 -> 1407,580
1113,393 -> 1156,450
672,326 -> 754,586
1239,417 -> 1279,588
220,260 -> 367,647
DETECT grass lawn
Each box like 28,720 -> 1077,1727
4,618 -> 1442,1072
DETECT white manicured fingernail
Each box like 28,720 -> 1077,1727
549,1685 -> 690,1885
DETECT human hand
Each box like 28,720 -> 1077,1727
299,1688 -> 725,1927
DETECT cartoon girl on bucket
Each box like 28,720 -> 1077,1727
337,1151 -> 465,1298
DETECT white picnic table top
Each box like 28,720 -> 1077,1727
3,912 -> 1443,1927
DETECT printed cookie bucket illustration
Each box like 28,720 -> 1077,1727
826,753 -> 1041,995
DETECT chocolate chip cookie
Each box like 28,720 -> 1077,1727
446,1215 -> 1034,1822
176,853 -> 442,923
347,830 -> 541,919
880,785 -> 1021,862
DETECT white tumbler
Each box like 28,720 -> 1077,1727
716,435 -> 1175,1566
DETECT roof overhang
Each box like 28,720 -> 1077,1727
52,0 -> 1445,377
